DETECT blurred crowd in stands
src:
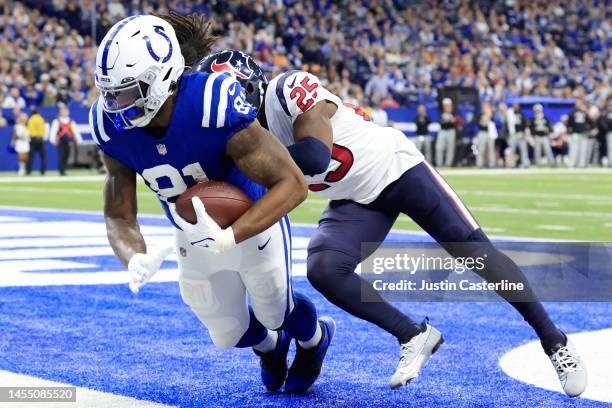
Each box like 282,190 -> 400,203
0,0 -> 610,169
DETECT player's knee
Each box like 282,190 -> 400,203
179,278 -> 248,350
254,309 -> 286,331
246,267 -> 287,329
208,326 -> 245,350
306,255 -> 326,289
307,250 -> 357,290
306,251 -> 334,289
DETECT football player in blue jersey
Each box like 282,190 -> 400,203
89,13 -> 334,393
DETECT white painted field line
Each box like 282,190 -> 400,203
471,206 -> 612,218
484,227 -> 506,233
500,329 -> 612,403
536,224 -> 575,231
0,370 -> 173,408
0,186 -> 101,195
480,203 -> 508,208
0,175 -> 106,183
439,167 -> 612,175
534,201 -> 561,207
0,204 -> 167,218
459,190 -> 610,201
0,205 -> 573,242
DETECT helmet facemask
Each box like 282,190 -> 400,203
96,67 -> 165,130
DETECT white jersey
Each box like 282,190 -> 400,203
264,70 -> 423,204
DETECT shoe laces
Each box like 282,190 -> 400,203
551,346 -> 579,377
398,340 -> 417,368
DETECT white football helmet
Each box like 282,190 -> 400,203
94,15 -> 185,129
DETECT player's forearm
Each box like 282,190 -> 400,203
227,121 -> 308,242
101,153 -> 142,265
231,174 -> 307,243
105,216 -> 146,266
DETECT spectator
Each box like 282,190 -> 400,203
368,95 -> 388,127
414,104 -> 432,162
0,1 -> 609,113
107,0 -> 127,20
10,112 -> 30,176
49,105 -> 81,176
588,105 -> 602,165
364,65 -> 391,101
551,115 -> 570,166
496,103 -> 509,166
2,87 -> 26,109
436,98 -> 457,167
476,102 -> 497,168
567,99 -> 594,168
6,106 -> 23,126
26,107 -> 48,175
598,98 -> 612,167
506,103 -> 530,168
0,0 -> 609,170
529,104 -> 554,166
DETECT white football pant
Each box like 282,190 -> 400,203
176,217 -> 294,349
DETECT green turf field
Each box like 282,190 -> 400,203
0,169 -> 610,241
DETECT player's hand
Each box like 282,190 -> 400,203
128,245 -> 174,294
169,197 -> 236,254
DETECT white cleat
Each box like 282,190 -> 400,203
389,321 -> 444,389
549,338 -> 587,397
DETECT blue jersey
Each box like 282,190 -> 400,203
89,71 -> 265,224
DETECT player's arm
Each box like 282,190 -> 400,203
102,153 -> 145,266
279,71 -> 337,176
288,101 -> 334,176
227,120 -> 307,243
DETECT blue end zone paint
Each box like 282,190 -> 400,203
0,207 -> 610,407
1,284 -> 610,407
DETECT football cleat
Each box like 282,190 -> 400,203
284,316 -> 336,393
253,330 -> 291,392
548,337 -> 587,397
389,319 -> 444,389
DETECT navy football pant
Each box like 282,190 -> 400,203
308,162 -> 563,350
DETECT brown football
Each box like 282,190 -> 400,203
175,181 -> 253,228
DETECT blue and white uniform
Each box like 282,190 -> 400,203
90,71 -> 294,349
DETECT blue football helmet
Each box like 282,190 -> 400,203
194,49 -> 268,113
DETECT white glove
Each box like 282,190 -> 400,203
128,245 -> 174,294
169,197 -> 236,254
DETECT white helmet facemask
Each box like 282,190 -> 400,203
94,15 -> 185,130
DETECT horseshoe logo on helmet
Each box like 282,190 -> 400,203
143,26 -> 173,63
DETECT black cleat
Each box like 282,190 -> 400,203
285,316 -> 336,393
253,330 -> 291,392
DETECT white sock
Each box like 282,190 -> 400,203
253,329 -> 278,353
298,323 -> 322,349
18,162 -> 25,175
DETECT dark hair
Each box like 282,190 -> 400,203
155,12 -> 217,67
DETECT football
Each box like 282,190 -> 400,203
175,181 -> 252,228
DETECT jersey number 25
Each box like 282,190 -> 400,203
290,77 -> 319,112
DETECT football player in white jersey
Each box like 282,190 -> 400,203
196,50 -> 586,396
